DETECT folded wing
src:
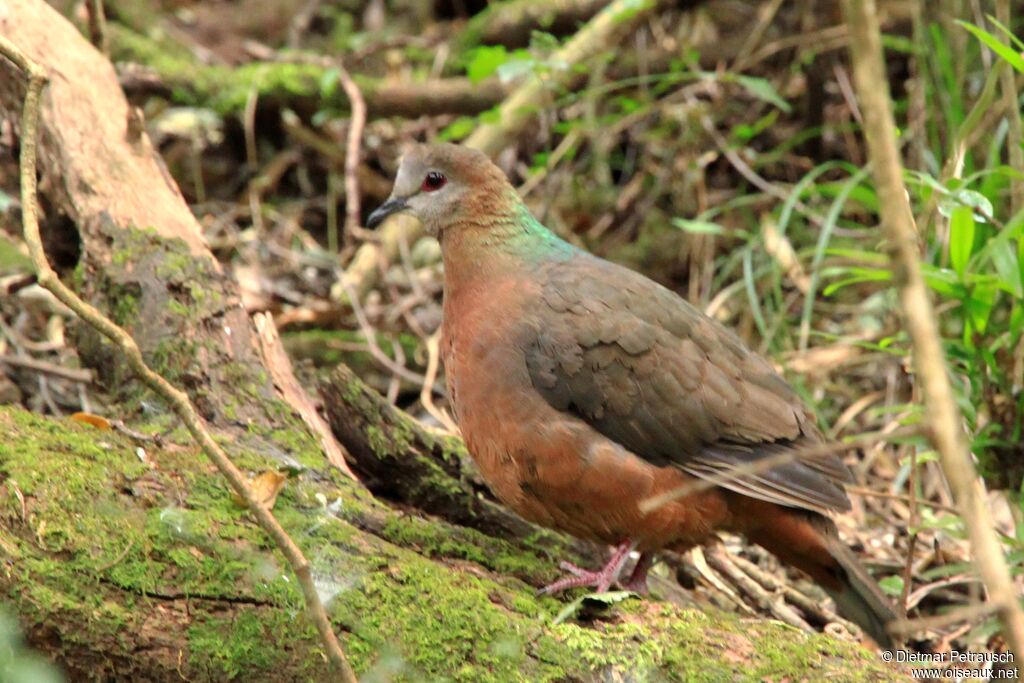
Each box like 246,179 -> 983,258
523,255 -> 852,516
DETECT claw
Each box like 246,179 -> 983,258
540,540 -> 637,595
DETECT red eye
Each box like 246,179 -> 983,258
421,171 -> 447,192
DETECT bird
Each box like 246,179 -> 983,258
367,142 -> 897,649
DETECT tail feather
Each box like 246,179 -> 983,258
741,504 -> 898,649
821,534 -> 898,650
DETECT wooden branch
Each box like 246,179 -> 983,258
841,0 -> 1024,664
85,0 -> 109,54
337,66 -> 366,237
0,11 -> 357,681
109,24 -> 510,119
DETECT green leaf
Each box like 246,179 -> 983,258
949,205 -> 976,278
965,281 -> 999,334
671,218 -> 726,235
958,20 -> 1024,73
938,187 -> 994,223
921,264 -> 965,299
551,596 -> 586,626
439,116 -> 476,142
986,15 -> 1024,52
466,45 -> 508,83
990,241 -> 1023,297
878,575 -> 905,597
822,270 -> 892,296
584,590 -> 637,605
318,67 -> 340,97
1010,302 -> 1024,344
731,74 -> 792,113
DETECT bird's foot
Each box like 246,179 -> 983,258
622,552 -> 654,595
539,540 -> 635,595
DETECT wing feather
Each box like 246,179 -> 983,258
524,254 -> 852,514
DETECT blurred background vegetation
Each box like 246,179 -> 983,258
1,0 -> 1023,665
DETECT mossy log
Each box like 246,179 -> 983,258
108,23 -> 509,119
0,407 -> 900,681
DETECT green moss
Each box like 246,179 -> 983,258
109,24 -> 351,117
188,610 -> 294,679
0,407 -> 896,681
0,232 -> 32,276
375,513 -> 553,582
333,558 -> 542,681
108,285 -> 141,326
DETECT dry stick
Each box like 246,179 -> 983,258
420,331 -> 459,434
841,0 -> 1024,667
997,0 -> 1024,215
888,601 -> 1001,637
900,443 -> 920,617
0,353 -> 93,383
337,66 -> 366,238
639,426 -> 919,514
0,37 -> 358,683
844,485 -> 958,515
84,0 -> 108,55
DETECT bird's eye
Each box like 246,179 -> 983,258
421,171 -> 447,192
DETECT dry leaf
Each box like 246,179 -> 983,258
70,412 -> 112,430
232,470 -> 289,510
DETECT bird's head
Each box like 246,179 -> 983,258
367,143 -> 516,237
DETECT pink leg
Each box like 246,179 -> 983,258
623,552 -> 654,595
540,540 -> 636,595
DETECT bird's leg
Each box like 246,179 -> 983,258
539,540 -> 635,595
622,552 -> 654,595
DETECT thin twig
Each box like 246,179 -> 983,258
337,66 -> 366,239
339,279 -> 433,388
0,353 -> 93,383
841,0 -> 1024,665
900,444 -> 920,616
996,0 -> 1024,215
701,115 -> 826,228
888,600 -> 999,636
843,485 -> 958,515
0,35 -> 358,683
420,331 -> 458,434
84,0 -> 108,55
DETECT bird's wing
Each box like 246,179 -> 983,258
523,254 -> 852,515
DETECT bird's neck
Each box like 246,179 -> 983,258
440,202 -> 574,293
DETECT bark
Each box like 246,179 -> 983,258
0,0 -> 320,444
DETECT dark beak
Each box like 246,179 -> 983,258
366,197 -> 408,229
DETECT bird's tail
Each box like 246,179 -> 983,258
744,508 -> 897,649
819,532 -> 898,650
